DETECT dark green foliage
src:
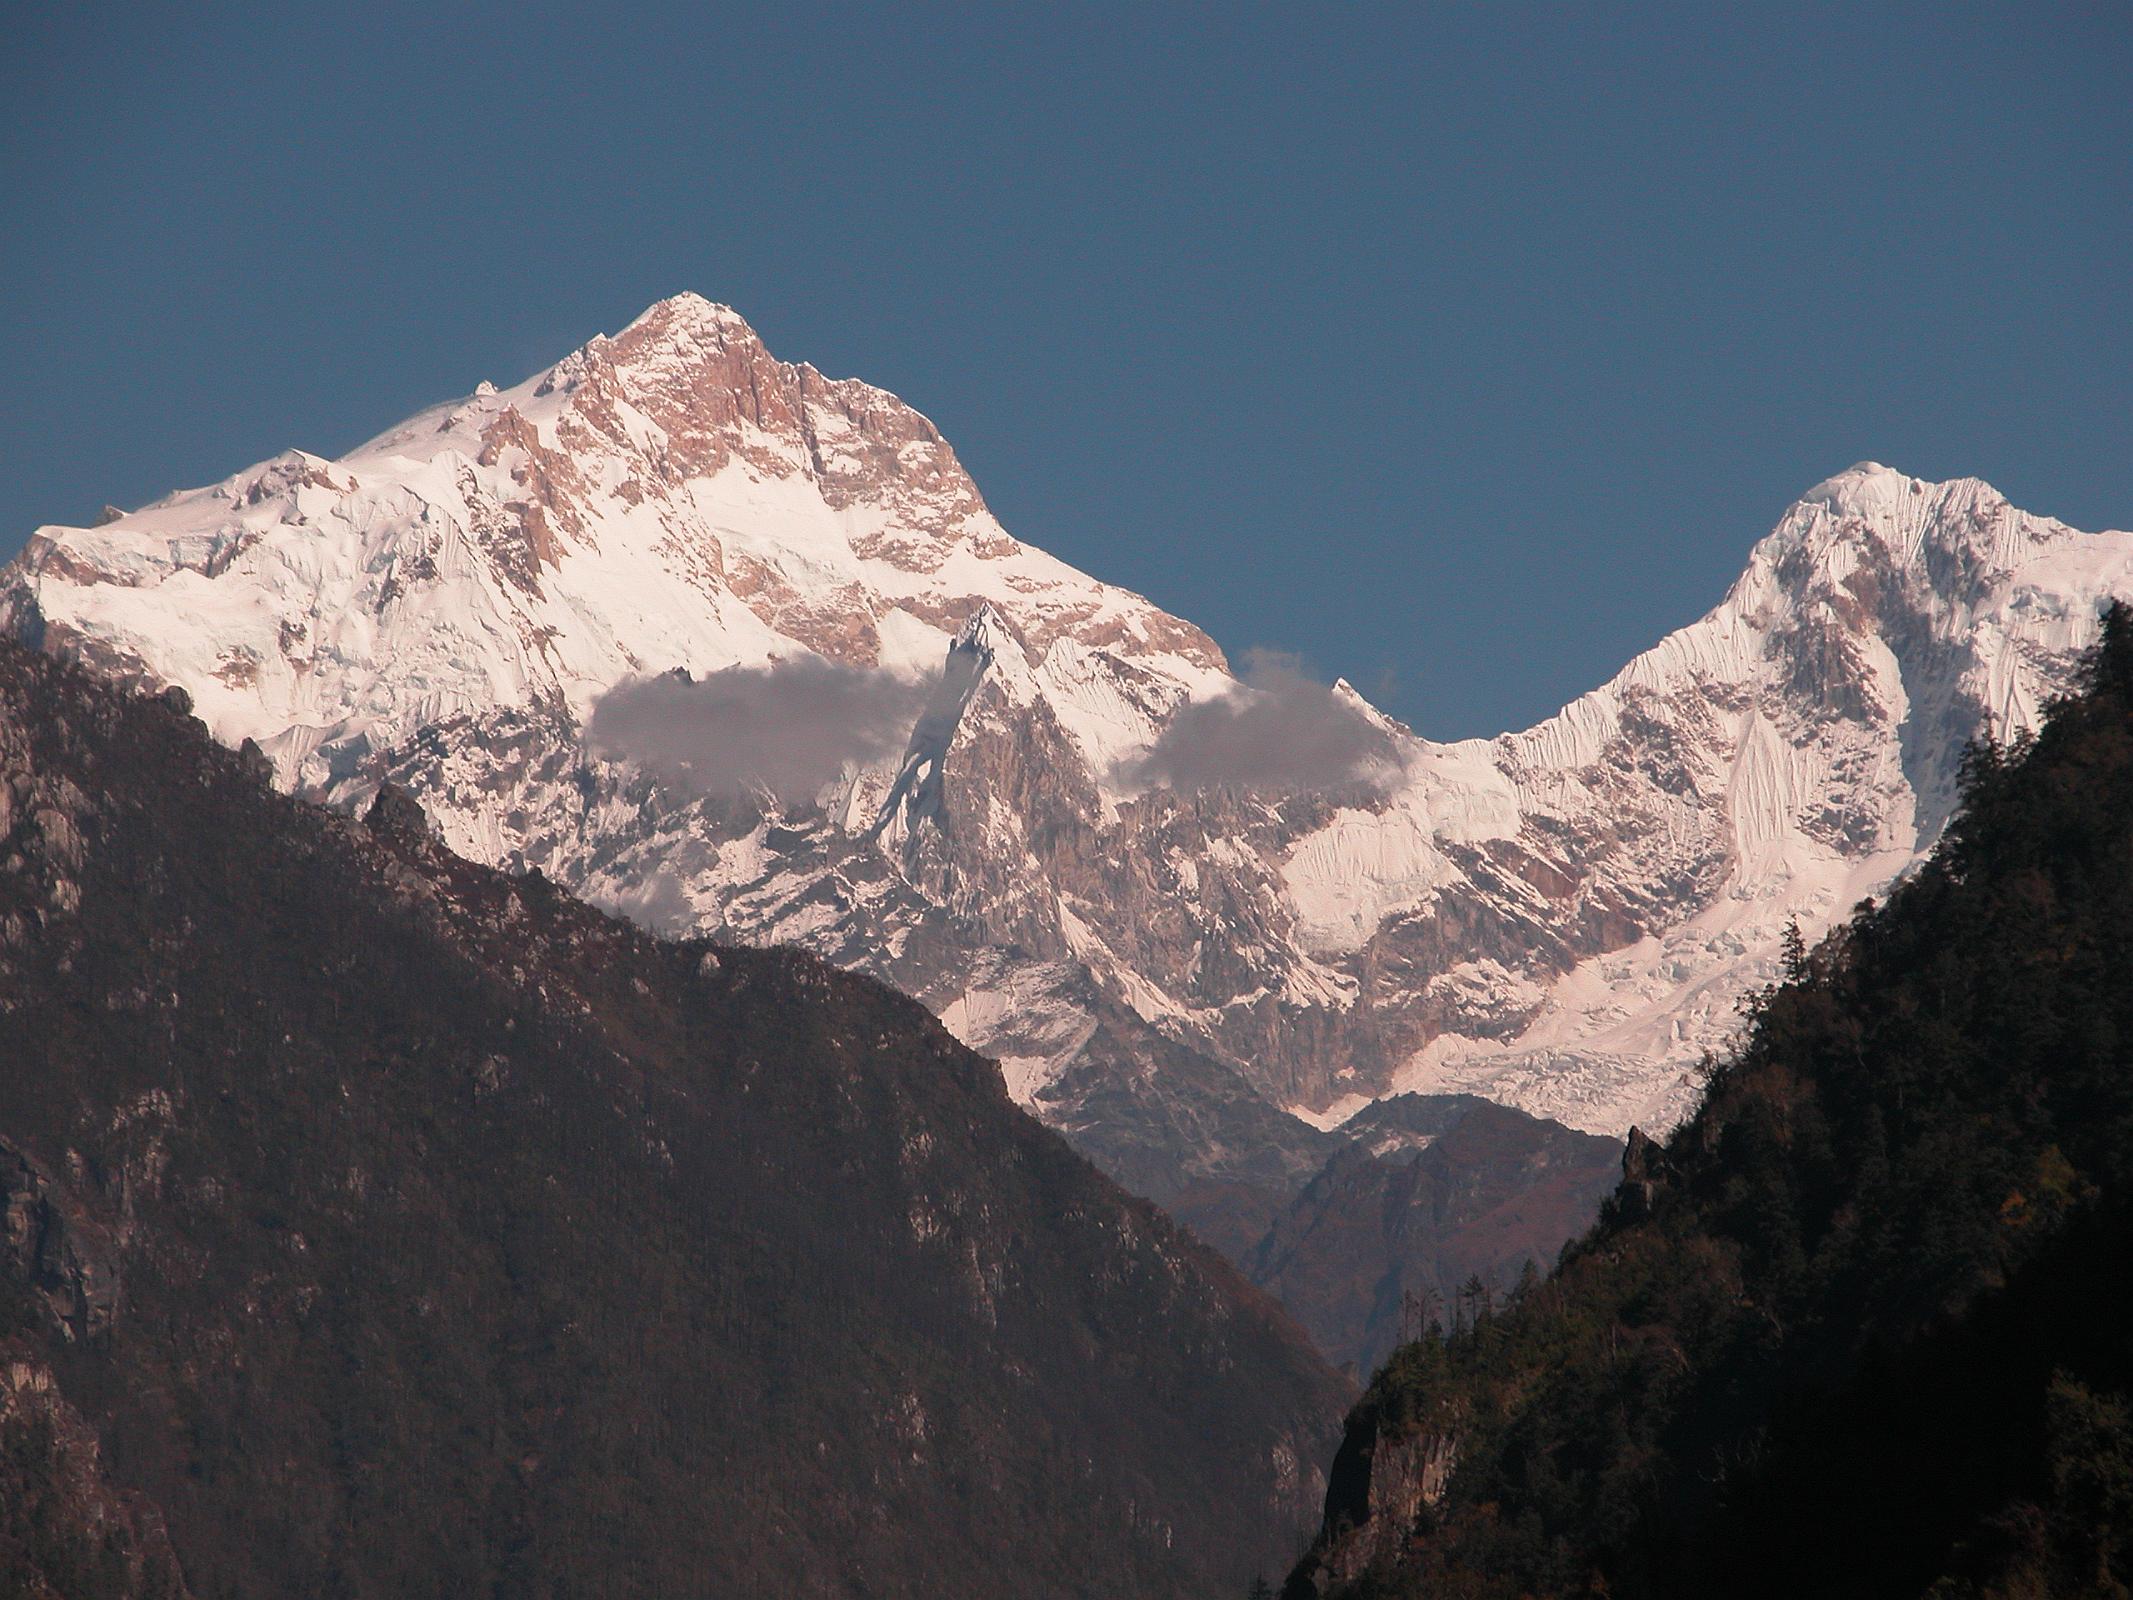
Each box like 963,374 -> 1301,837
0,641 -> 1347,1599
1289,603 -> 2133,1599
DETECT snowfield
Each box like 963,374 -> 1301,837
7,295 -> 2129,1176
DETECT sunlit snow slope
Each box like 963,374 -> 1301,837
6,295 -> 2128,1178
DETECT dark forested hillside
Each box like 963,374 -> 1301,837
0,639 -> 1348,1600
1287,602 -> 2133,1600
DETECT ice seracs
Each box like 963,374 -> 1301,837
5,297 -> 2129,1193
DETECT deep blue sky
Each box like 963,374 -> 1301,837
5,4 -> 2127,738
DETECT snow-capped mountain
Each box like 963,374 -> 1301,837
7,292 -> 2129,1200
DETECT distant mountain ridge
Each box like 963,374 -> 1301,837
6,295 -> 2127,1361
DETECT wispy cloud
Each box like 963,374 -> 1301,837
584,658 -> 926,804
1124,649 -> 1400,795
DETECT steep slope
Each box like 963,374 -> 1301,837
0,294 -> 1271,1196
0,639 -> 1347,1599
1244,1097 -> 1621,1379
6,295 -> 2127,1354
0,1340 -> 190,1600
1365,463 -> 2133,1136
1284,603 -> 2133,1599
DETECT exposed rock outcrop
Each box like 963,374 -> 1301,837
1,1138 -> 126,1341
1294,1401 -> 1463,1595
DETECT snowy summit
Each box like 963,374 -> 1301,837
6,298 -> 2131,1190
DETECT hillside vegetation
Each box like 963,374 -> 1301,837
1288,603 -> 2133,1600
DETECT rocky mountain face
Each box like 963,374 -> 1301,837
0,640 -> 1347,1599
6,294 -> 2127,1365
1243,1096 -> 1621,1379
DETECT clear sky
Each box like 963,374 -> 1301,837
5,3 -> 2127,738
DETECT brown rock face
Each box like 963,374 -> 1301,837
1245,1098 -> 1623,1374
549,294 -> 994,564
1300,1403 -> 1463,1594
1,1138 -> 128,1342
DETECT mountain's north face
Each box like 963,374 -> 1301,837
6,292 -> 2129,1235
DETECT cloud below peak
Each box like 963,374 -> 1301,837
584,657 -> 925,805
1123,649 -> 1401,796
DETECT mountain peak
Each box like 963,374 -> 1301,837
612,291 -> 760,347
1797,459 -> 1915,513
580,293 -> 776,396
1793,460 -> 2028,532
9,293 -> 2126,1243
